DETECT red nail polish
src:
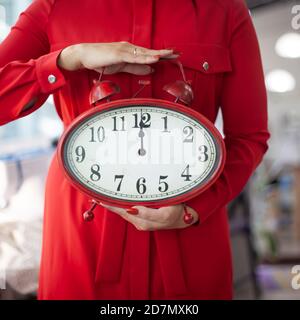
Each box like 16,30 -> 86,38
153,55 -> 160,59
183,212 -> 194,224
126,208 -> 139,215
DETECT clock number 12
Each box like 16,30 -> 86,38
132,113 -> 151,128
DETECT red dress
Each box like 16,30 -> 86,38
0,0 -> 269,299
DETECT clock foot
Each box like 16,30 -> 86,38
83,200 -> 98,222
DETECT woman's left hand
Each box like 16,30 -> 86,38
99,203 -> 199,231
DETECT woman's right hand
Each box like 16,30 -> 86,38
58,42 -> 175,75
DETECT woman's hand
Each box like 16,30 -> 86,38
58,42 -> 175,75
99,203 -> 199,231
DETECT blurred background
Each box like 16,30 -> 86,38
0,0 -> 300,300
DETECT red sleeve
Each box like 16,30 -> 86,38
0,0 -> 66,125
186,0 -> 270,224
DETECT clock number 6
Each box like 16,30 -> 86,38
136,177 -> 146,194
90,164 -> 101,182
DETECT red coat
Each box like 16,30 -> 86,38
0,0 -> 269,299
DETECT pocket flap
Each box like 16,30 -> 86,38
166,43 -> 232,74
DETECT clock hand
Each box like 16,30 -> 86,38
138,129 -> 145,138
138,110 -> 146,156
138,127 -> 146,156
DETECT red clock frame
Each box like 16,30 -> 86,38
57,98 -> 226,208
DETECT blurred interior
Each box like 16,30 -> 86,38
0,0 -> 300,300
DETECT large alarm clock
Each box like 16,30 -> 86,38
57,60 -> 226,218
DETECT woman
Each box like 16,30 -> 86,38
0,0 -> 269,299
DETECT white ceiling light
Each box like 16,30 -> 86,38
0,5 -> 9,42
265,69 -> 296,93
275,33 -> 300,58
0,21 -> 9,41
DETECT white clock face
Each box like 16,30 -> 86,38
62,103 -> 223,204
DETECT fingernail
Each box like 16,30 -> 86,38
165,47 -> 175,51
126,207 -> 139,215
150,67 -> 155,73
153,55 -> 160,59
172,50 -> 182,55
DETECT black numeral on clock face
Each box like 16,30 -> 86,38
158,175 -> 169,192
183,126 -> 194,143
89,126 -> 105,142
75,146 -> 85,163
90,164 -> 101,182
136,177 -> 146,194
114,175 -> 124,191
181,165 -> 192,181
199,145 -> 209,162
133,113 -> 151,128
112,116 -> 125,131
161,116 -> 170,132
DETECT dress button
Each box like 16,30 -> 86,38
203,62 -> 209,71
48,74 -> 57,84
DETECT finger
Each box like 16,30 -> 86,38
133,46 -> 174,57
159,53 -> 180,60
122,51 -> 160,64
121,64 -> 154,75
100,202 -> 165,230
100,63 -> 126,74
100,63 -> 154,75
130,205 -> 173,224
124,213 -> 165,231
99,203 -> 127,216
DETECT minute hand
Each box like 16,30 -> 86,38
138,118 -> 146,156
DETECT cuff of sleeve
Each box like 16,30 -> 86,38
35,50 -> 66,94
